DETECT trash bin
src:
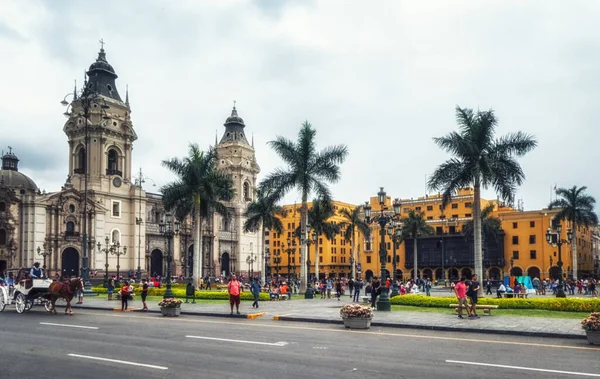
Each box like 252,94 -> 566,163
304,287 -> 314,299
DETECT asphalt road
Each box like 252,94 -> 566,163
1,308 -> 599,379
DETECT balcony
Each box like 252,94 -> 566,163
74,168 -> 86,174
106,169 -> 122,177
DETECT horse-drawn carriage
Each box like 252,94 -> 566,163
0,268 -> 52,313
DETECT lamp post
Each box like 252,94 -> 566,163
389,224 -> 403,297
363,188 -> 401,311
62,82 -> 110,294
180,222 -> 191,279
273,251 -> 282,278
133,168 -> 155,283
246,252 -> 256,278
110,242 -> 126,280
549,256 -> 553,278
97,236 -> 113,287
545,219 -> 572,298
284,237 -> 297,283
510,256 -> 514,276
160,213 -> 180,299
37,243 -> 51,276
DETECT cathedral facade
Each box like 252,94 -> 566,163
0,46 -> 262,281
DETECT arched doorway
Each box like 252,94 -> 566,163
549,266 -> 560,280
511,266 -> 523,277
461,267 -> 472,279
527,266 -> 540,279
151,249 -> 163,277
448,268 -> 459,281
422,268 -> 433,280
364,269 -> 374,281
488,267 -> 501,280
61,247 -> 79,278
221,252 -> 230,276
434,268 -> 442,281
395,269 -> 403,280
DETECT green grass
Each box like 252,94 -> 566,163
93,294 -> 227,304
391,305 -> 589,319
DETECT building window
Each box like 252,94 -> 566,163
436,226 -> 443,235
427,205 -> 433,211
366,256 -> 371,264
530,250 -> 537,259
68,204 -> 75,213
449,226 -> 456,234
107,149 -> 118,171
0,202 -> 5,212
77,148 -> 86,173
386,242 -> 391,249
319,256 -> 323,263
451,203 -> 458,209
513,251 -> 519,259
451,214 -> 458,219
319,247 -> 322,254
529,235 -> 536,244
427,216 -> 433,220
403,208 -> 410,214
415,207 -> 421,212
512,236 -> 519,245
530,221 -> 535,227
66,221 -> 75,236
512,222 -> 518,229
387,255 -> 391,263
365,240 -> 372,251
465,214 -> 472,218
0,229 -> 6,245
243,182 -> 250,201
111,229 -> 120,244
111,200 -> 121,218
465,202 -> 472,208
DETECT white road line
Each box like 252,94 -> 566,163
67,354 -> 168,370
446,360 -> 600,377
186,335 -> 288,347
40,322 -> 99,330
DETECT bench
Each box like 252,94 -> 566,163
449,304 -> 499,316
503,292 -> 528,299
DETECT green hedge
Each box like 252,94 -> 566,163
92,287 -> 269,301
389,295 -> 600,312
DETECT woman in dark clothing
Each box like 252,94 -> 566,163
335,279 -> 343,301
141,279 -> 148,311
120,280 -> 130,311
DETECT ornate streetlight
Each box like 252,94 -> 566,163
97,236 -> 113,287
246,252 -> 256,278
283,237 -> 297,283
180,222 -> 191,279
133,168 -> 155,282
110,242 -> 127,280
387,221 -> 403,297
36,242 -> 51,276
545,219 -> 573,298
62,81 -> 110,293
549,256 -> 553,278
273,250 -> 282,278
363,188 -> 401,311
159,212 -> 180,299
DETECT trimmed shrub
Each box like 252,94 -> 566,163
389,295 -> 600,312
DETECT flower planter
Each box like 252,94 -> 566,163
160,306 -> 181,317
586,330 -> 600,345
343,317 -> 371,329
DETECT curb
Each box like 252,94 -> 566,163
60,304 -> 256,319
272,315 -> 587,340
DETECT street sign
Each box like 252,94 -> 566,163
357,263 -> 362,273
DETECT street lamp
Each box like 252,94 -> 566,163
549,256 -> 553,278
273,250 -> 282,278
134,168 -> 155,282
545,219 -> 572,298
510,256 -> 514,275
284,237 -> 297,283
110,242 -> 127,280
97,236 -> 113,287
246,252 -> 256,278
159,213 -> 180,299
180,222 -> 191,279
389,223 -> 403,297
37,243 -> 51,276
363,188 -> 401,311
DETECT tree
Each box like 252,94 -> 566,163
305,199 -> 340,280
400,210 -> 434,280
462,203 -> 502,242
243,189 -> 286,284
161,144 -> 235,288
340,206 -> 370,279
428,106 -> 537,294
259,122 -> 348,292
549,185 -> 598,279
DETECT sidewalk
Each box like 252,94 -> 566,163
68,295 -> 586,340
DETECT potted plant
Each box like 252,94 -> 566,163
158,298 -> 183,317
340,304 -> 374,329
581,312 -> 600,345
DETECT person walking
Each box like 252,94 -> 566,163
120,280 -> 130,311
353,278 -> 362,302
370,277 -> 381,309
326,278 -> 333,299
468,274 -> 480,318
425,278 -> 432,296
107,277 -> 114,301
485,278 -> 493,295
251,277 -> 261,308
335,279 -> 343,301
228,275 -> 242,315
141,278 -> 148,311
455,277 -> 472,319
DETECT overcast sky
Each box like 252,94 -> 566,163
1,0 -> 599,211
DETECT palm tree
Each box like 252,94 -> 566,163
259,122 -> 348,292
428,106 -> 537,294
307,199 -> 340,280
400,210 -> 434,280
549,185 -> 598,280
161,144 -> 235,288
340,207 -> 370,279
243,189 -> 286,284
462,203 -> 502,242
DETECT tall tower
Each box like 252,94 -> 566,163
213,105 -> 261,278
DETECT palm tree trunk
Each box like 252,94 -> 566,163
351,228 -> 356,279
193,194 -> 203,289
261,223 -> 266,285
571,220 -> 578,280
413,234 -> 418,280
299,199 -> 308,293
473,181 -> 483,296
315,235 -> 320,281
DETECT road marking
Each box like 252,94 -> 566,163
40,322 -> 99,330
79,311 -> 600,352
186,335 -> 288,347
446,360 -> 600,377
67,354 -> 168,370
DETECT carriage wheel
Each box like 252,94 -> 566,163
0,292 -> 6,312
15,293 -> 26,314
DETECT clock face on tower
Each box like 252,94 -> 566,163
112,177 -> 122,188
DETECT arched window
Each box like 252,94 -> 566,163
77,148 -> 86,173
66,221 -> 75,236
111,229 -> 120,244
0,229 -> 6,245
107,149 -> 120,176
243,182 -> 250,201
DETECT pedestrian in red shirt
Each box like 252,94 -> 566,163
228,275 -> 242,315
455,277 -> 472,319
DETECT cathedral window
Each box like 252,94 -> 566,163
107,149 -> 121,176
243,182 -> 251,201
66,221 -> 75,236
111,200 -> 121,218
76,148 -> 86,174
111,229 -> 120,244
0,229 -> 6,245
